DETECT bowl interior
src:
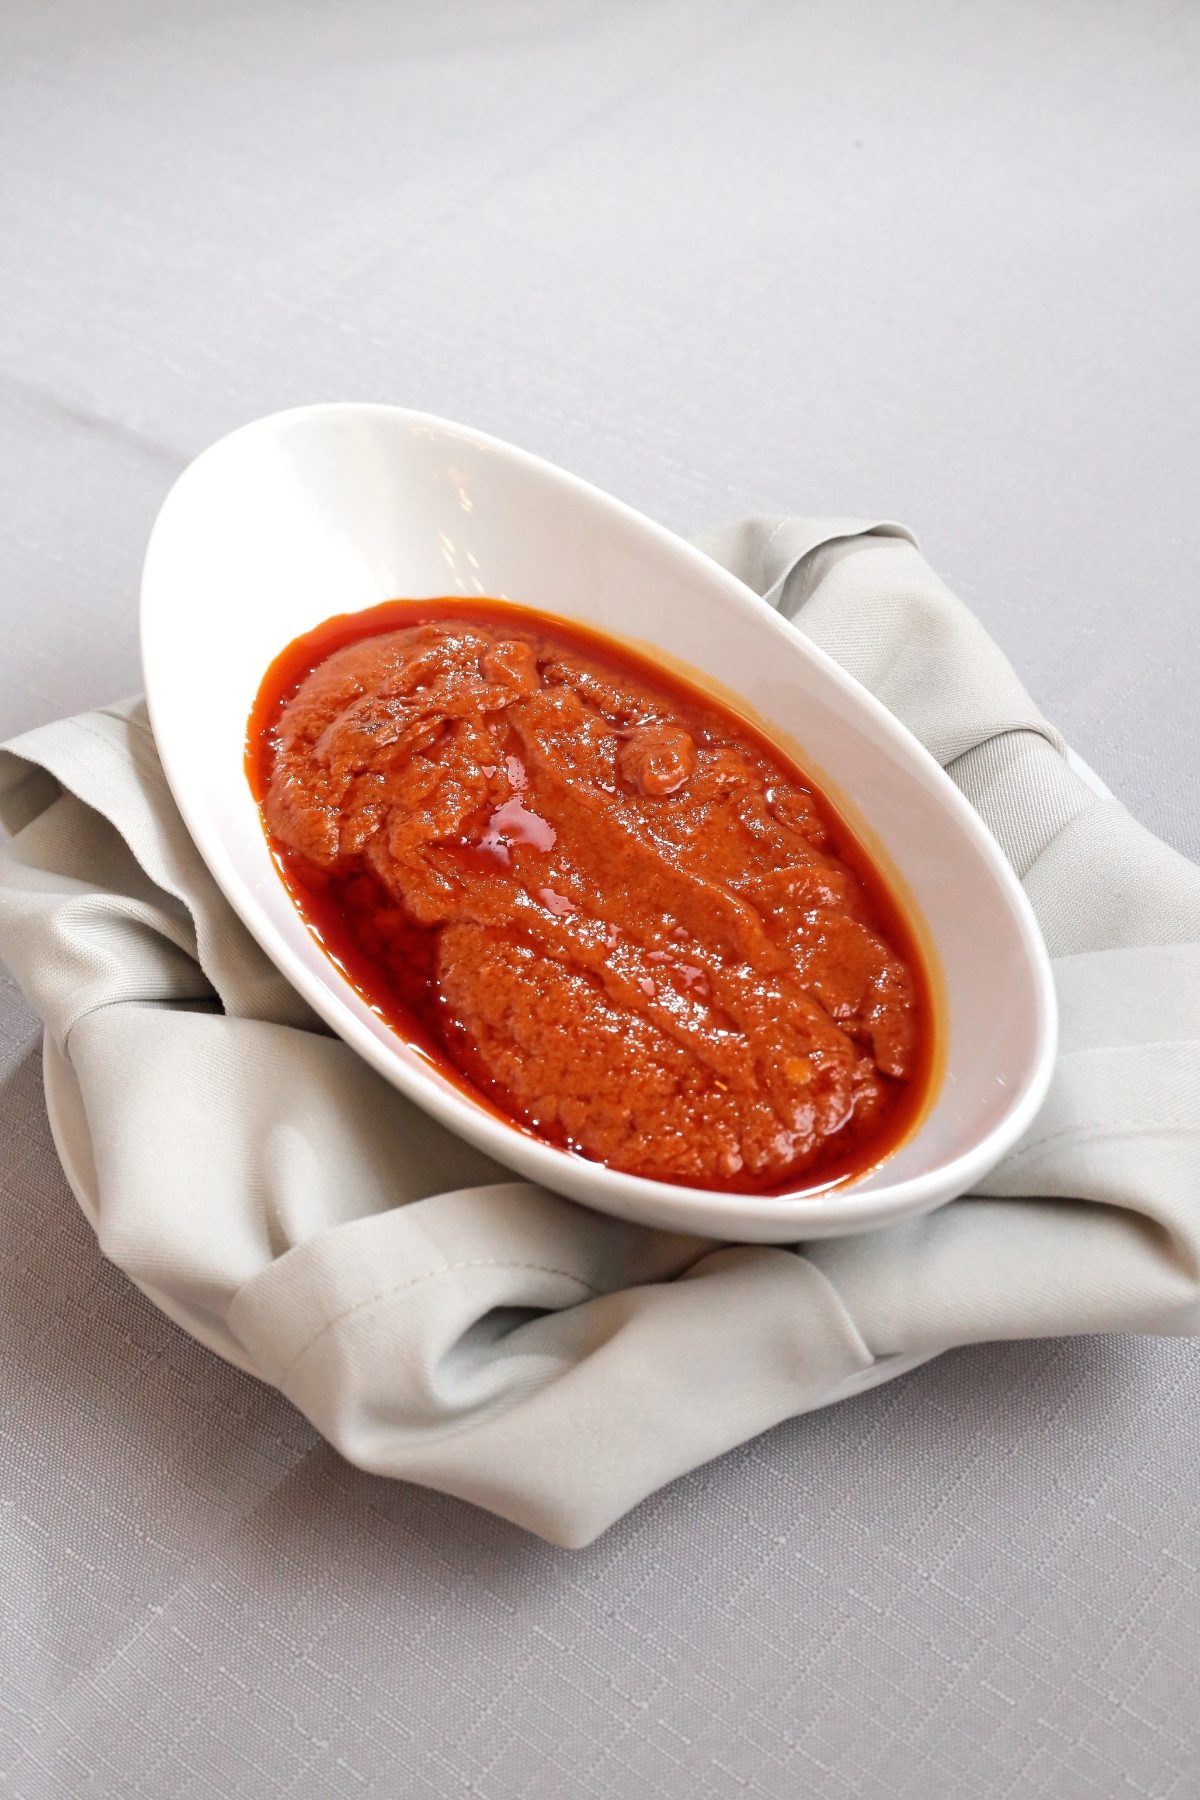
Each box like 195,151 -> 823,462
142,405 -> 1055,1241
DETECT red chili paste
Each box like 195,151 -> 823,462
248,600 -> 933,1194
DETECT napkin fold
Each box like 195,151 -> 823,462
2,520 -> 1198,1547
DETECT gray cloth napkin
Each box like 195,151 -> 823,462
2,520 -> 1198,1548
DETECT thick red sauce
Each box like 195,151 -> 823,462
247,599 -> 934,1195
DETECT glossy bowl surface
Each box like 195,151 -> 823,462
141,404 -> 1056,1242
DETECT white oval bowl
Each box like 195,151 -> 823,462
141,403 -> 1056,1243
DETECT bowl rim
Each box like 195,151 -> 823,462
141,401 -> 1058,1239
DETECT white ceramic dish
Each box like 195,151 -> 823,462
140,403 -> 1056,1244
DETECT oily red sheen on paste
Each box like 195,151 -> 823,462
248,599 -> 934,1195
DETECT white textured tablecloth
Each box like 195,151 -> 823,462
2,2 -> 1198,1795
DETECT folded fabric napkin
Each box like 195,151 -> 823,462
2,519 -> 1198,1548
